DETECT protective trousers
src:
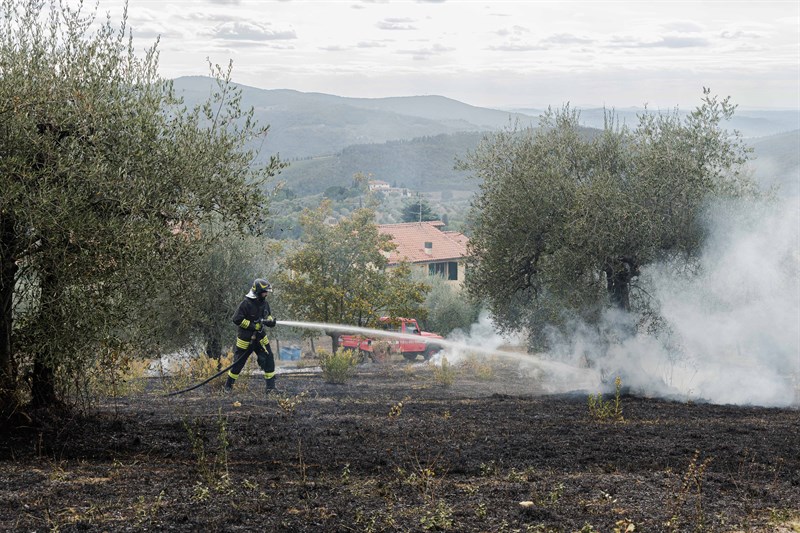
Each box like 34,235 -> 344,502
225,337 -> 276,391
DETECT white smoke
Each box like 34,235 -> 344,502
436,311 -> 602,393
442,310 -> 520,360
552,196 -> 799,406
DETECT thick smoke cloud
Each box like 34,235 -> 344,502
545,197 -> 799,406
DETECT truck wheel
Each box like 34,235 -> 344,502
402,353 -> 418,362
358,349 -> 370,363
371,347 -> 390,363
423,346 -> 441,361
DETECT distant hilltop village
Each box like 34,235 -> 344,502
368,179 -> 411,196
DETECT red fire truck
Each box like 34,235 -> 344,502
339,317 -> 444,362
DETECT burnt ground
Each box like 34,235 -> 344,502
1,360 -> 799,533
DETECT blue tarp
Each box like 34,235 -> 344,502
280,346 -> 301,360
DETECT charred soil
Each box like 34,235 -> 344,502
1,362 -> 798,532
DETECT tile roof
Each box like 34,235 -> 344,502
378,221 -> 469,264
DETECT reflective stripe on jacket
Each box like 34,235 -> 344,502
232,296 -> 271,346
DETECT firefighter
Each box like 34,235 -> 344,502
224,278 -> 278,395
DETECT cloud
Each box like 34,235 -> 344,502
608,35 -> 710,48
397,43 -> 454,60
182,12 -> 240,23
129,24 -> 180,40
356,40 -> 388,48
488,32 -> 592,53
377,18 -> 417,30
495,25 -> 529,37
721,30 -> 764,40
541,33 -> 594,45
212,21 -> 297,41
487,42 -> 548,52
661,21 -> 705,33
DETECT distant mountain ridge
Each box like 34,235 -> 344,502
171,77 -> 799,195
172,76 -> 533,160
509,106 -> 800,139
173,76 -> 798,160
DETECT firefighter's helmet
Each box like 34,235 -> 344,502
251,278 -> 273,298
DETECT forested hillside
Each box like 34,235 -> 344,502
279,132 -> 484,195
749,129 -> 800,195
275,127 -> 799,197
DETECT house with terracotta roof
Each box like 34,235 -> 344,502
377,221 -> 469,286
368,180 -> 390,192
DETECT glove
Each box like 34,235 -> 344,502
263,315 -> 276,328
254,321 -> 262,331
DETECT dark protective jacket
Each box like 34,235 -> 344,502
232,296 -> 272,346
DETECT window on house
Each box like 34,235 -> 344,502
448,262 -> 458,281
428,262 -> 447,277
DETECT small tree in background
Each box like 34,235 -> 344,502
277,201 -> 429,352
401,195 -> 439,223
422,276 -> 482,337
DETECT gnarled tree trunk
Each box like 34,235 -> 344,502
604,257 -> 639,312
30,270 -> 59,408
0,213 -> 18,410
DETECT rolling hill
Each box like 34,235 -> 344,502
171,76 -> 533,160
171,77 -> 799,196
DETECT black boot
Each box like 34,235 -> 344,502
223,376 -> 235,393
265,377 -> 275,395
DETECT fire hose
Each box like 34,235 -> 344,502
163,350 -> 247,397
164,325 -> 274,397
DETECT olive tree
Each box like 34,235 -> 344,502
276,201 -> 429,352
462,90 -> 755,347
421,275 -> 482,337
0,0 -> 282,409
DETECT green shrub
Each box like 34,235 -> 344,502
319,347 -> 358,384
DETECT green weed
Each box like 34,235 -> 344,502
134,490 -> 165,526
460,354 -> 496,381
588,376 -> 624,422
89,348 -> 150,399
275,390 -> 309,415
432,356 -> 455,388
420,500 -> 454,531
183,409 -> 230,489
479,460 -> 498,477
388,396 -> 410,421
666,450 -> 713,533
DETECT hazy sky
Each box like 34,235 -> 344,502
87,0 -> 799,110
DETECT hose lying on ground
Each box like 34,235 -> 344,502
163,351 -> 249,397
